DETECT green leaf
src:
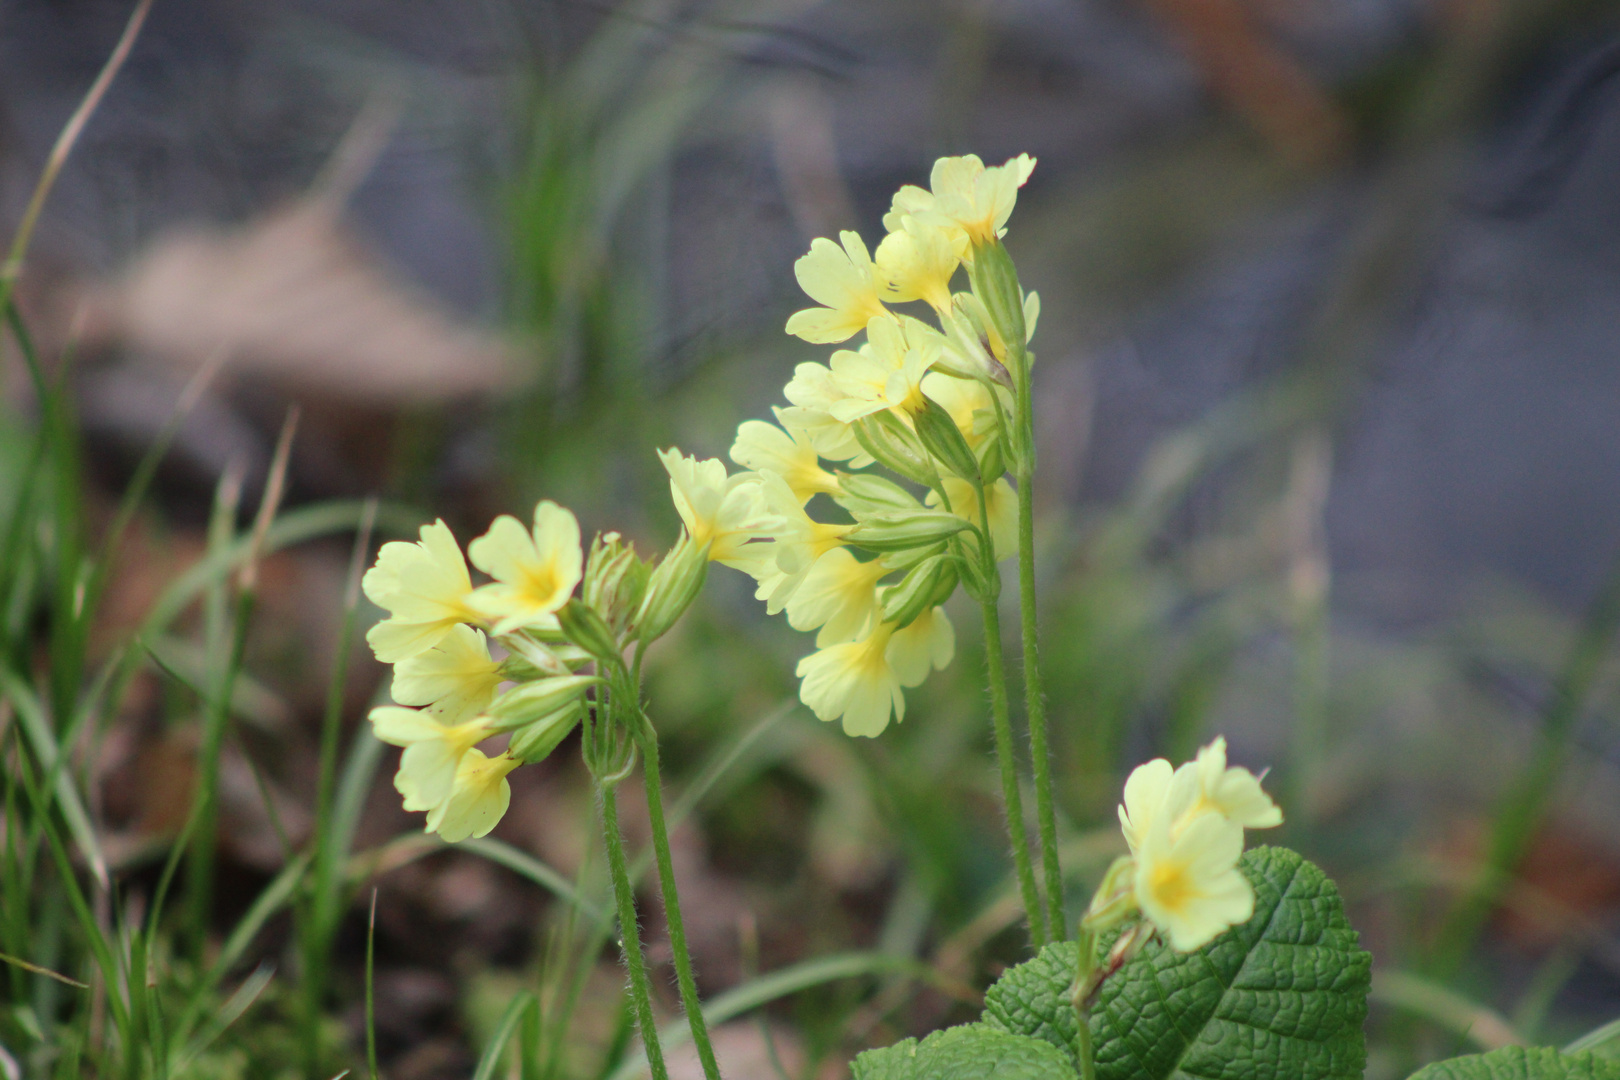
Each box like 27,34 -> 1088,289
982,846 -> 1370,1080
852,1024 -> 1079,1080
1408,1048 -> 1620,1080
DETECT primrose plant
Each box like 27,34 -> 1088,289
359,155 -> 1620,1080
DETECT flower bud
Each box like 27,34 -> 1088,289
584,531 -> 650,635
939,299 -> 1012,388
968,238 -> 1026,364
955,545 -> 999,602
853,414 -> 935,487
557,598 -> 622,664
487,674 -> 601,731
845,509 -> 970,553
879,553 -> 959,629
635,531 -> 710,643
835,473 -> 922,516
913,395 -> 981,484
506,698 -> 585,764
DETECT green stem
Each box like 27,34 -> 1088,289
979,592 -> 1047,947
636,719 -> 722,1080
600,782 -> 671,1080
1070,926 -> 1099,1080
1012,342 -> 1066,940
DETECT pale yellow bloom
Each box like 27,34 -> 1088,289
1118,737 -> 1282,854
658,449 -> 779,569
746,472 -> 850,615
1134,808 -> 1254,951
729,414 -> 840,504
363,520 -> 478,663
391,624 -> 504,723
426,748 -> 521,842
785,547 -> 888,646
927,476 -> 1016,559
784,231 -> 889,344
904,154 -> 1037,248
886,606 -> 955,687
467,501 -> 583,634
1178,736 -> 1284,832
369,705 -> 493,812
826,316 -> 936,423
875,218 -> 963,315
796,621 -> 905,737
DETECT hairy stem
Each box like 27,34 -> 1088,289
636,719 -> 722,1080
980,591 -> 1047,947
600,782 -> 670,1080
1012,341 -> 1066,940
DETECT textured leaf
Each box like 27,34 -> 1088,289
1408,1048 -> 1620,1080
851,1023 -> 1080,1080
982,846 -> 1370,1080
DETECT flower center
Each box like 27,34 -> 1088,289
1148,858 -> 1194,912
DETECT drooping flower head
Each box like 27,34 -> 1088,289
390,624 -> 504,723
796,620 -> 905,737
467,501 -> 584,634
369,705 -> 494,813
886,154 -> 1037,250
426,748 -> 521,842
730,415 -> 841,504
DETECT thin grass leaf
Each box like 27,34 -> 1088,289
1567,1017 -> 1620,1056
461,838 -> 609,928
0,951 -> 88,988
472,991 -> 536,1080
366,890 -> 379,1080
1371,970 -> 1524,1051
171,962 -> 274,1072
0,669 -> 107,887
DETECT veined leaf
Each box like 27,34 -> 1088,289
852,1023 -> 1079,1080
1408,1047 -> 1620,1080
982,846 -> 1370,1080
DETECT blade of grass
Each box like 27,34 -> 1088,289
1371,970 -> 1524,1051
461,838 -> 609,929
0,951 -> 88,989
171,961 -> 274,1072
0,668 -> 107,887
1566,1016 -> 1620,1056
472,991 -> 536,1080
365,890 -> 379,1080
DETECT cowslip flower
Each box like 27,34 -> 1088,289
426,748 -> 521,842
1118,738 -> 1283,853
1133,807 -> 1253,951
467,501 -> 584,634
746,473 -> 850,615
887,154 -> 1037,249
875,217 -> 963,316
659,449 -> 780,569
390,624 -> 504,723
886,605 -> 954,687
825,317 -> 939,424
796,620 -> 905,737
784,231 -> 889,344
784,547 -> 888,646
729,414 -> 841,504
363,520 -> 479,663
369,705 -> 494,813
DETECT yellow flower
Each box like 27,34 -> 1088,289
363,520 -> 478,663
901,154 -> 1037,249
467,501 -> 583,634
796,621 -> 905,737
746,472 -> 850,615
927,476 -> 1016,559
1134,808 -> 1253,952
784,231 -> 889,344
729,414 -> 840,504
1182,736 -> 1284,831
1117,738 -> 1282,855
426,748 -> 521,842
390,624 -> 504,723
826,316 -> 936,423
658,448 -> 779,570
886,605 -> 954,687
780,363 -> 872,465
369,705 -> 493,812
785,547 -> 888,646
875,218 -> 964,315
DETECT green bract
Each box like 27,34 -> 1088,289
982,847 -> 1370,1080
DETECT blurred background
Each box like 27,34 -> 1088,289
6,0 -> 1620,1076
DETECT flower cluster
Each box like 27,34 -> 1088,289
661,154 -> 1039,737
361,506 -> 703,841
1093,738 -> 1283,952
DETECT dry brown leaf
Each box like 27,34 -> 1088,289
87,201 -> 519,406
